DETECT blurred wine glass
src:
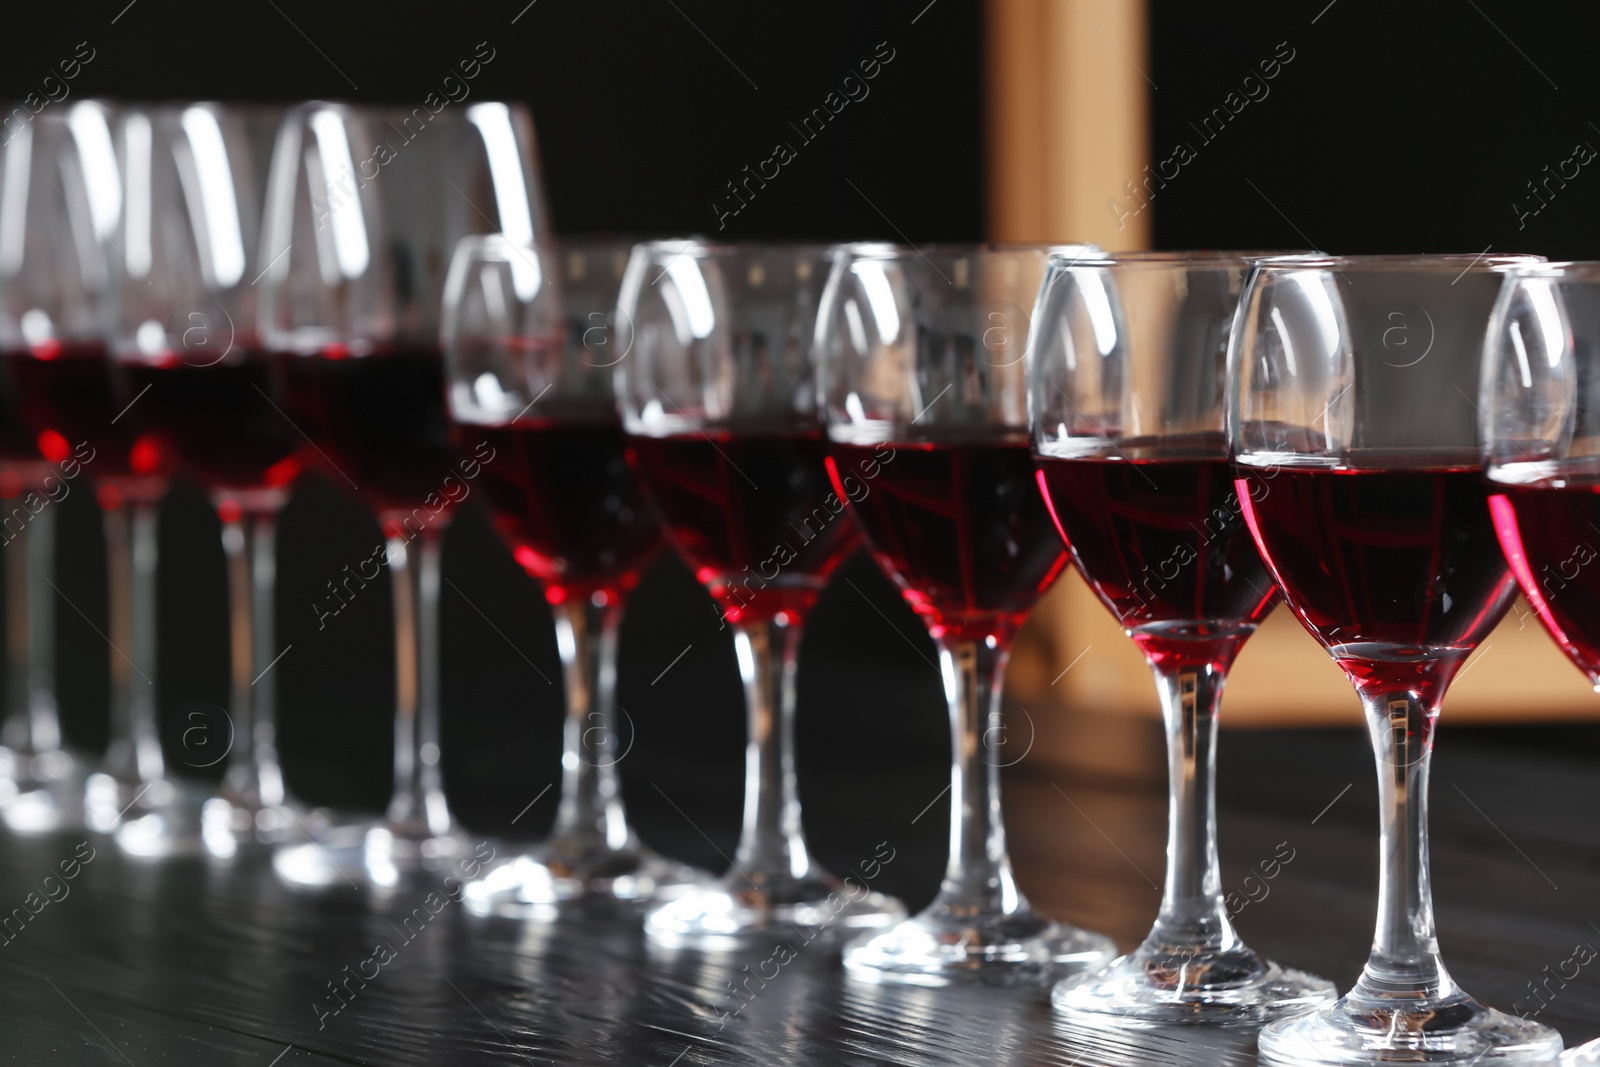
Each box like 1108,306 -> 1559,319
260,100 -> 550,891
0,103 -> 128,834
105,101 -> 308,858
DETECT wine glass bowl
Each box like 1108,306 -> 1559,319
1031,250 -> 1335,1025
618,239 -> 906,947
1230,254 -> 1563,1064
818,243 -> 1117,985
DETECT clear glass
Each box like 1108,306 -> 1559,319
443,235 -> 700,913
260,101 -> 549,890
816,243 -> 1116,984
98,102 -> 306,858
1230,254 -> 1563,1064
0,102 -> 178,841
617,240 -> 904,946
1031,250 -> 1335,1024
1483,262 -> 1600,690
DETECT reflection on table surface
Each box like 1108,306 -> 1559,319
0,725 -> 1594,1065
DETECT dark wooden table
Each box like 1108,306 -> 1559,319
0,723 -> 1596,1065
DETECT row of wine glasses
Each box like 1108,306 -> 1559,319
0,97 -> 549,882
452,236 -> 1584,1064
0,94 -> 1591,1065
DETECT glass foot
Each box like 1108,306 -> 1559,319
1258,993 -> 1564,1065
272,819 -> 475,891
0,748 -> 85,834
91,777 -> 215,859
201,796 -> 321,858
463,837 -> 706,917
1562,1037 -> 1600,1064
843,899 -> 1117,987
1052,943 -> 1336,1026
645,869 -> 905,950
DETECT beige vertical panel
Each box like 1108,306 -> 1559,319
987,0 -> 1149,249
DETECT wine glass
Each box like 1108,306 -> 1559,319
1484,262 -> 1600,690
442,233 -> 701,912
1031,250 -> 1336,1024
1230,254 -> 1563,1064
616,239 -> 905,946
105,101 -> 307,858
0,103 -> 115,834
816,242 -> 1117,985
0,101 -> 192,844
261,101 -> 550,890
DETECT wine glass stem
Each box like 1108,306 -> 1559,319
3,500 -> 63,756
104,500 -> 164,785
1350,689 -> 1452,1006
935,637 -> 1025,914
550,596 -> 633,849
1146,660 -> 1239,950
730,616 -> 812,882
219,507 -> 287,806
25,502 -> 59,753
384,524 -> 452,838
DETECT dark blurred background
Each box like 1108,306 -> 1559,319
2,0 -> 1599,911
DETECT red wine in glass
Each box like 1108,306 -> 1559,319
626,430 -> 858,624
826,437 -> 1068,641
277,345 -> 457,523
4,342 -> 169,493
123,352 -> 303,494
1237,460 -> 1517,702
1489,480 -> 1600,687
466,419 -> 661,605
1035,445 -> 1277,669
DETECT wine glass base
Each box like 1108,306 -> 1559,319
272,820 -> 474,892
644,870 -> 905,950
462,839 -> 706,917
0,748 -> 85,834
1561,1037 -> 1600,1064
1051,945 -> 1336,1027
843,902 -> 1118,987
1258,994 -> 1564,1065
201,796 -> 322,858
96,777 -> 215,860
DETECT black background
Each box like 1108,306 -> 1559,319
2,0 -> 1598,898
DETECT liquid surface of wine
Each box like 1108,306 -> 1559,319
1036,455 -> 1276,668
470,420 -> 661,604
828,439 -> 1067,642
628,431 -> 858,624
1238,464 -> 1515,697
1490,481 -> 1600,689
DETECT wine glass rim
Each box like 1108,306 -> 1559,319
1249,252 -> 1545,272
277,98 -> 528,122
1055,248 -> 1310,266
1497,259 -> 1600,279
634,238 -> 842,254
839,241 -> 1099,259
452,233 -> 642,257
